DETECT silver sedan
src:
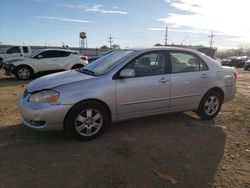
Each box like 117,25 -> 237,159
19,47 -> 237,140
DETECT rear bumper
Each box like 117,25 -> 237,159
223,85 -> 236,103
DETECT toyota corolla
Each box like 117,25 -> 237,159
19,47 -> 237,141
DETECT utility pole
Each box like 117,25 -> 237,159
164,26 -> 168,46
208,31 -> 215,48
108,35 -> 113,48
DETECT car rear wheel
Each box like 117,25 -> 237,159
196,91 -> 222,119
16,66 -> 34,80
65,101 -> 109,141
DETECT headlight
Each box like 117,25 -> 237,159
28,90 -> 59,104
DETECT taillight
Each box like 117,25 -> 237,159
81,56 -> 88,61
233,70 -> 237,80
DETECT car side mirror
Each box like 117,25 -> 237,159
37,55 -> 43,59
119,69 -> 135,78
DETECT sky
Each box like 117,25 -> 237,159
0,0 -> 250,49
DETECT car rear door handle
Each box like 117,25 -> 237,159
158,78 -> 169,83
200,74 -> 208,79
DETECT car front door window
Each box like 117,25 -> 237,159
125,52 -> 166,77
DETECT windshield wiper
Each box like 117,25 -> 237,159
77,68 -> 96,75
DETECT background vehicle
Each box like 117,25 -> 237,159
244,59 -> 250,70
222,56 -> 247,67
0,46 -> 32,68
3,48 -> 88,80
19,47 -> 237,141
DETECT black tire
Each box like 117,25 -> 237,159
65,101 -> 109,141
196,91 -> 222,119
16,66 -> 34,80
72,64 -> 84,69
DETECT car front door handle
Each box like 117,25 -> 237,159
158,78 -> 169,83
200,74 -> 208,79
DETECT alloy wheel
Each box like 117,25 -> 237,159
74,109 -> 103,136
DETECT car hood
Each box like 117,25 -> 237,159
27,70 -> 94,93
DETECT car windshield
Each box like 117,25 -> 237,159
78,50 -> 134,75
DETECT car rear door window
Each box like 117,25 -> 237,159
169,51 -> 208,73
125,52 -> 166,77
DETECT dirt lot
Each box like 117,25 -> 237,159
0,69 -> 249,188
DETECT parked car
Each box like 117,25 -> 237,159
0,46 -> 32,68
244,59 -> 250,70
222,58 -> 232,66
2,48 -> 88,80
222,56 -> 246,67
19,47 -> 237,141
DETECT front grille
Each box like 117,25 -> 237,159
23,89 -> 29,98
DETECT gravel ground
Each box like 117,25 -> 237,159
0,69 -> 249,188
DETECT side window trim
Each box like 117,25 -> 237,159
168,50 -> 209,74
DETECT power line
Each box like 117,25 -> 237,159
108,35 -> 113,48
208,31 -> 215,48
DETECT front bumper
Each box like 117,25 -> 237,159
3,63 -> 17,76
19,94 -> 73,131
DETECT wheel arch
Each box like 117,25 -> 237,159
63,98 -> 112,130
16,64 -> 35,73
202,87 -> 224,104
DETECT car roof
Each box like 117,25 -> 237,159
124,46 -> 204,55
39,48 -> 78,53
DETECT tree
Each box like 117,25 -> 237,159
154,43 -> 163,46
100,45 -> 110,49
111,44 -> 120,50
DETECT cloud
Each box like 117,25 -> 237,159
55,3 -> 77,8
34,16 -> 91,23
86,4 -> 128,15
159,0 -> 250,44
148,27 -> 211,35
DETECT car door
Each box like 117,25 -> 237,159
33,50 -> 62,72
6,47 -> 22,58
116,51 -> 171,119
169,51 -> 212,111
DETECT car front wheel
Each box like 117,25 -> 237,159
16,66 -> 34,80
65,101 -> 109,141
196,91 -> 222,119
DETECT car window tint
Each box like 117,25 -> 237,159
37,50 -> 62,58
125,52 -> 166,77
59,51 -> 71,57
170,52 -> 208,73
23,47 -> 28,53
6,47 -> 21,54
